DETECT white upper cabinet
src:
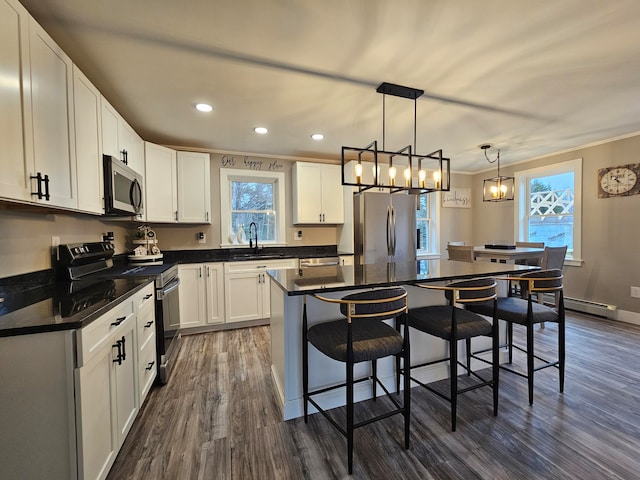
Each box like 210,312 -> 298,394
73,65 -> 104,214
292,162 -> 344,224
119,120 -> 144,176
0,0 -> 31,202
144,142 -> 177,223
100,96 -> 144,176
177,151 -> 211,223
27,17 -> 77,209
0,4 -> 77,209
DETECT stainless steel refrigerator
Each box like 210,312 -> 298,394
353,191 -> 417,265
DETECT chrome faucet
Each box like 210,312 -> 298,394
249,222 -> 258,252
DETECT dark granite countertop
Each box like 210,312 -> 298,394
162,245 -> 340,264
269,259 -> 537,296
0,277 -> 152,337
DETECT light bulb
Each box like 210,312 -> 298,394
490,185 -> 499,198
388,166 -> 397,186
404,167 -> 412,187
354,163 -> 363,183
433,170 -> 441,189
372,164 -> 380,180
418,169 -> 426,188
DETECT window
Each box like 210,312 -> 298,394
220,168 -> 286,246
416,192 -> 439,257
515,159 -> 582,264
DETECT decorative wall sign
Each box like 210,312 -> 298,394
597,163 -> 640,198
220,154 -> 284,171
442,187 -> 471,208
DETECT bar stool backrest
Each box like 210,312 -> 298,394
442,277 -> 497,304
336,287 -> 408,321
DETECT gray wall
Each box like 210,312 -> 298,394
471,135 -> 640,313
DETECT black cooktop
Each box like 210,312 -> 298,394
105,264 -> 175,277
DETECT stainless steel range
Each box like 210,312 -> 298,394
56,242 -> 181,384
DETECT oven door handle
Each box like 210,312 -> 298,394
157,278 -> 180,300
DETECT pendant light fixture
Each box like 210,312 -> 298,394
341,82 -> 450,194
480,144 -> 514,202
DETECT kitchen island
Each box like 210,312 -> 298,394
269,259 -> 536,420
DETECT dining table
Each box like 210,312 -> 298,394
473,245 -> 545,264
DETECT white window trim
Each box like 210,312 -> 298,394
219,168 -> 286,247
417,191 -> 441,259
514,158 -> 583,266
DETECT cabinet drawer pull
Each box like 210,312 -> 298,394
145,361 -> 155,371
111,316 -> 126,327
144,320 -> 154,328
143,294 -> 153,300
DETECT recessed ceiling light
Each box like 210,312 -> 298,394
254,127 -> 268,134
311,133 -> 324,141
195,103 -> 213,112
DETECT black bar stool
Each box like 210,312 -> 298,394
302,287 -> 410,475
398,277 -> 499,431
466,269 -> 565,405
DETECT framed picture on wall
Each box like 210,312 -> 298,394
442,187 -> 471,208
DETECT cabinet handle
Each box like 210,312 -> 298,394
199,267 -> 202,278
30,172 -> 50,201
121,336 -> 126,361
121,149 -> 128,165
144,320 -> 154,328
111,316 -> 126,327
43,174 -> 50,201
112,340 -> 123,365
175,211 -> 178,221
206,211 -> 209,222
206,266 -> 210,277
143,294 -> 153,300
146,361 -> 155,371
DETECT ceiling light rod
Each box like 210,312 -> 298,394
480,143 -> 515,202
341,82 -> 449,194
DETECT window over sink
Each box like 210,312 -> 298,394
220,168 -> 286,246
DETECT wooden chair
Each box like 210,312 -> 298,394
515,241 -> 545,248
397,277 -> 499,431
303,287 -> 410,475
466,269 -> 565,405
447,244 -> 475,262
514,241 -> 545,266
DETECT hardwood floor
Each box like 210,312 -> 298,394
107,312 -> 640,479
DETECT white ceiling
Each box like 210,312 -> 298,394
20,0 -> 640,172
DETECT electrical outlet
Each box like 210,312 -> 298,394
51,236 -> 60,247
631,286 -> 640,299
197,232 -> 206,244
295,230 -> 303,240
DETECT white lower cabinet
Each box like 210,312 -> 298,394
178,263 -> 225,329
75,283 -> 155,480
224,259 -> 297,323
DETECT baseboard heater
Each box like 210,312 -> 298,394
542,294 -> 617,319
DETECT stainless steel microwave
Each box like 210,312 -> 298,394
103,155 -> 144,216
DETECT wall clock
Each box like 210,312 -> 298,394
597,163 -> 640,198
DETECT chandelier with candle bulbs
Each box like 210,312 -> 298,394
341,82 -> 450,194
